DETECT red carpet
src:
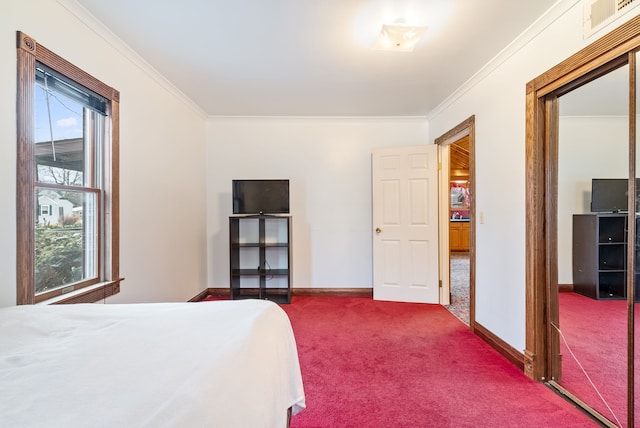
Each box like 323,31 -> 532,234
279,296 -> 596,427
558,292 -> 638,426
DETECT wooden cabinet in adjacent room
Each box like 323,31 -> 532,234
450,220 -> 470,252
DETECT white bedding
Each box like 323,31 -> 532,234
0,299 -> 305,427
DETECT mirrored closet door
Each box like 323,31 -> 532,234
556,62 -> 629,427
525,16 -> 640,428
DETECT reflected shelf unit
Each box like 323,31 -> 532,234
229,215 -> 291,304
572,213 -> 640,301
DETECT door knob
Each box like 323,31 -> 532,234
375,227 -> 382,234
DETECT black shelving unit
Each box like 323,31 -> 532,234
572,213 -> 639,301
229,215 -> 291,303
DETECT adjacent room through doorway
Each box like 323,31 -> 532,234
436,116 -> 475,329
446,136 -> 470,325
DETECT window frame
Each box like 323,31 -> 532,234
16,31 -> 122,305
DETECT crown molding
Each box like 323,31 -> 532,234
427,0 -> 581,120
56,0 -> 207,119
207,115 -> 428,120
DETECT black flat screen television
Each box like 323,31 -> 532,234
232,179 -> 290,215
591,178 -> 640,213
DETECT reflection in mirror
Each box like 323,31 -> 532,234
450,181 -> 470,210
557,64 -> 629,426
635,51 -> 639,428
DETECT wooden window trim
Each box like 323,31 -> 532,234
16,31 -> 121,305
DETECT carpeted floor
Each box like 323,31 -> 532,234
279,296 -> 597,427
445,253 -> 470,325
558,292 -> 639,427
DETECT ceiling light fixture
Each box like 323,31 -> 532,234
374,22 -> 427,52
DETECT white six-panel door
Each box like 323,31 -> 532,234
372,145 -> 439,303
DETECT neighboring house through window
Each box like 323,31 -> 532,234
16,32 -> 122,304
39,204 -> 51,216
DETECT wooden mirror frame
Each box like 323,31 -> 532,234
525,15 -> 640,427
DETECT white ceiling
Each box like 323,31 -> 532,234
73,0 -> 559,117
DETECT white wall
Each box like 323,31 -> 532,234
557,116 -> 628,284
0,0 -> 208,306
206,117 -> 429,289
0,3 -> 17,307
426,0 -> 639,350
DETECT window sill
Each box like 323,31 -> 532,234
38,279 -> 123,305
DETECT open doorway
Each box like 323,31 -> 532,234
436,116 -> 475,330
448,137 -> 471,325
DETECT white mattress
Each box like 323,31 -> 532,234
0,299 -> 305,427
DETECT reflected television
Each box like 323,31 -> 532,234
590,178 -> 640,213
232,179 -> 290,215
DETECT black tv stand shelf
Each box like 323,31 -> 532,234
572,213 -> 640,301
229,215 -> 291,304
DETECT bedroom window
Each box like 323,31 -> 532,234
16,32 -> 122,304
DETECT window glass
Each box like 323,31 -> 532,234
34,65 -> 107,188
34,188 -> 98,295
32,63 -> 106,300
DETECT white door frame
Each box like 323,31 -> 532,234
438,144 -> 451,305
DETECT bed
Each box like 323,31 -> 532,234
0,299 -> 305,427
